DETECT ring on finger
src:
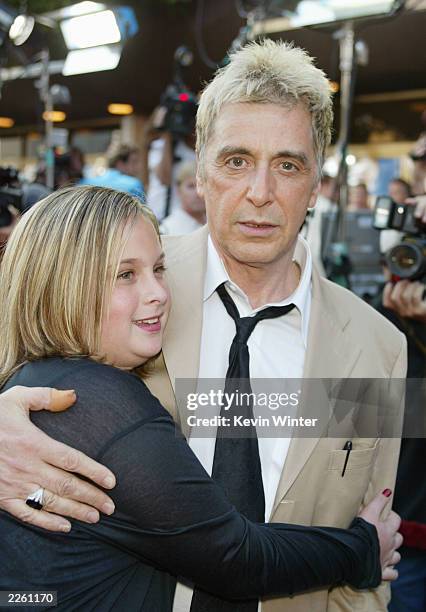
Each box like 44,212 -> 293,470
25,487 -> 45,511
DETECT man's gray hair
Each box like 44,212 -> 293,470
196,39 -> 333,177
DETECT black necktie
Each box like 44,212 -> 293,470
190,283 -> 296,612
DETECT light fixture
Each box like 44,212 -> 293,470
60,9 -> 121,50
0,3 -> 35,47
9,14 -> 35,46
345,154 -> 357,166
329,80 -> 340,93
0,116 -> 14,127
108,103 -> 133,115
42,110 -> 66,122
62,44 -> 121,76
249,0 -> 401,36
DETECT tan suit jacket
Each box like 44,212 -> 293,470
145,226 -> 407,612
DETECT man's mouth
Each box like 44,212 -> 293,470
242,222 -> 276,227
238,221 -> 278,235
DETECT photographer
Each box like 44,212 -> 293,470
143,107 -> 196,221
0,167 -> 24,252
377,195 -> 426,612
383,196 -> 426,323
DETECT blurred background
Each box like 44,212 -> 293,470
1,0 -> 426,298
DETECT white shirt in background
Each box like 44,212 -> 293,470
160,209 -> 203,235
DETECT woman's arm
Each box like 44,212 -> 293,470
88,413 -> 381,599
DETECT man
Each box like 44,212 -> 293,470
160,160 -> 206,234
0,40 -> 406,611
388,178 -> 412,205
81,143 -> 144,198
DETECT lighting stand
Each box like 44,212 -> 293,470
323,21 -> 369,287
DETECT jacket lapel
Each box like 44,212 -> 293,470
161,226 -> 209,436
271,266 -> 363,515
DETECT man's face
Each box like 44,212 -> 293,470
178,175 -> 205,215
119,152 -> 140,178
197,102 -> 319,270
389,181 -> 409,205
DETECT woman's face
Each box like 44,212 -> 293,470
100,216 -> 170,369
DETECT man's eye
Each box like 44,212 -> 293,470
227,157 -> 246,169
118,271 -> 134,280
281,161 -> 297,172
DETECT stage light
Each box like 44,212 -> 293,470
108,103 -> 134,115
42,110 -> 66,122
60,9 -> 120,50
62,44 -> 121,75
0,116 -> 14,127
9,14 -> 35,46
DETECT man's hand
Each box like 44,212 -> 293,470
359,490 -> 403,581
0,386 -> 116,532
407,194 -> 426,224
383,280 -> 426,322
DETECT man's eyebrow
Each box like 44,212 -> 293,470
215,146 -> 252,159
274,150 -> 310,166
215,146 -> 310,166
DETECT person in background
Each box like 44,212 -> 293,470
81,144 -> 144,199
301,172 -> 337,275
142,107 -> 196,220
388,178 -> 412,205
160,160 -> 206,234
376,196 -> 426,612
348,182 -> 371,210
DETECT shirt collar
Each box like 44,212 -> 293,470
204,234 -> 312,345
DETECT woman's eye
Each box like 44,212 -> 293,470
154,265 -> 167,275
118,271 -> 134,281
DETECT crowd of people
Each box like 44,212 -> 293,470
0,38 -> 425,612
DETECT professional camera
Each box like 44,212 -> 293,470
373,196 -> 426,280
155,46 -> 198,138
0,167 -> 24,228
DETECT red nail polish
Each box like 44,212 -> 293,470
382,488 -> 392,497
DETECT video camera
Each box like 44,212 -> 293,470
0,167 -> 24,228
373,196 -> 426,281
155,46 -> 198,138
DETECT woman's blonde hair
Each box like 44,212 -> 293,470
196,39 -> 333,178
0,185 -> 159,386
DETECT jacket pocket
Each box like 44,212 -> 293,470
312,440 -> 379,526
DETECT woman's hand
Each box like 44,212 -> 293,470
359,490 -> 403,581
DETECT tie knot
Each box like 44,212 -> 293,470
235,316 -> 259,344
216,283 -> 296,346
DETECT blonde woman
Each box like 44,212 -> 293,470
0,186 -> 390,610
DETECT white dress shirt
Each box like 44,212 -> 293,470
173,234 -> 313,612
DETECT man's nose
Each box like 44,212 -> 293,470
247,166 -> 274,207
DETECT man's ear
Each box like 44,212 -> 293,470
308,180 -> 320,210
196,165 -> 205,198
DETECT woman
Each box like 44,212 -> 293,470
0,186 -> 387,610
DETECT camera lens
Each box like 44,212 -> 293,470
388,243 -> 426,280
